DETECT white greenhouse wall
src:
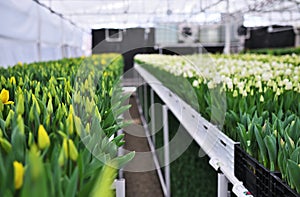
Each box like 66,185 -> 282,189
0,0 -> 91,67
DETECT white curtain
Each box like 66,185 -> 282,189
0,0 -> 90,67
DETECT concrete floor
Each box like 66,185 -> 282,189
123,96 -> 164,197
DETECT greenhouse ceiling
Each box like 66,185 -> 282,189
37,0 -> 300,29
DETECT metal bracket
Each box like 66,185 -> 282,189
232,182 -> 253,197
209,158 -> 221,171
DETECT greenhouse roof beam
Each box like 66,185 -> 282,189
36,0 -> 300,28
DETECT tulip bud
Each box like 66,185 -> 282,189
47,97 -> 53,114
62,139 -> 68,158
86,98 -> 93,114
0,138 -> 12,153
31,94 -> 40,115
68,139 -> 78,161
13,161 -> 24,190
74,91 -> 81,104
45,114 -> 51,128
274,130 -> 278,138
0,89 -> 9,104
288,136 -> 295,150
101,59 -> 107,65
280,138 -> 285,148
5,110 -> 14,128
58,148 -> 65,166
74,116 -> 82,136
95,106 -> 102,122
260,95 -> 264,102
67,114 -> 74,135
28,132 -> 33,147
17,115 -> 24,135
16,94 -> 24,115
18,77 -> 24,86
9,76 -> 16,85
38,125 -> 50,150
233,90 -> 238,97
29,104 -> 35,122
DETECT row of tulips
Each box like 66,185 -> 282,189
135,53 -> 300,193
0,54 -> 134,197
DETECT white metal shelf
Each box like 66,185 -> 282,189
134,63 -> 253,197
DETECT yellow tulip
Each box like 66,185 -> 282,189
74,116 -> 82,136
38,125 -> 50,149
62,138 -> 68,158
9,77 -> 16,85
58,148 -> 66,166
103,71 -> 108,77
13,161 -> 24,189
0,138 -> 12,153
0,89 -> 14,105
101,59 -> 107,65
68,139 -> 78,161
67,105 -> 74,135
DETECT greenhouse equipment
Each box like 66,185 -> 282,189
134,64 -> 253,197
134,53 -> 300,196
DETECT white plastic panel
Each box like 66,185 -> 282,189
40,43 -> 63,61
40,7 -> 63,45
0,37 -> 38,67
0,0 -> 86,67
0,0 -> 39,41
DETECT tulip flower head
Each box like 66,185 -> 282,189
38,125 -> 50,149
13,161 -> 24,189
0,89 -> 14,104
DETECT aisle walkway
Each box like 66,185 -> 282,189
123,96 -> 164,197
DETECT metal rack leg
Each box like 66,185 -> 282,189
144,84 -> 148,122
163,105 -> 170,197
218,173 -> 228,197
150,88 -> 156,145
115,179 -> 125,197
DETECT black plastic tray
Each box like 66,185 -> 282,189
234,145 -> 300,197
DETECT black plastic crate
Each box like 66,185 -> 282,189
234,144 -> 271,197
235,145 -> 300,197
269,172 -> 299,197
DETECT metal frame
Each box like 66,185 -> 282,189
134,63 -> 253,197
135,88 -> 170,196
150,89 -> 156,146
112,179 -> 126,197
39,0 -> 300,27
163,105 -> 171,197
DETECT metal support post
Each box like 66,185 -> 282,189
144,84 -> 148,122
218,173 -> 228,197
150,88 -> 156,145
163,105 -> 170,197
117,129 -> 124,179
115,179 -> 125,197
159,47 -> 163,54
